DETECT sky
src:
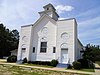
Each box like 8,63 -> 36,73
0,0 -> 100,46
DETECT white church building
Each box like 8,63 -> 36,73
17,4 -> 83,64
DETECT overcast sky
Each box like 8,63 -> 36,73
0,0 -> 100,45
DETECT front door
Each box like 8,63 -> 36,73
61,50 -> 68,64
21,50 -> 26,60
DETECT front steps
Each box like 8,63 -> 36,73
56,63 -> 70,68
16,60 -> 23,64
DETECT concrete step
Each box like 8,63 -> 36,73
56,63 -> 70,68
16,60 -> 23,64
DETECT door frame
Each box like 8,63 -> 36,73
61,49 -> 68,64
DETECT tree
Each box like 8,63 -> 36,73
83,44 -> 100,62
11,29 -> 19,40
0,23 -> 19,58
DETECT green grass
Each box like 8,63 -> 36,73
66,68 -> 94,72
0,64 -> 44,75
24,63 -> 54,68
14,72 -> 44,75
0,64 -> 88,75
96,61 -> 100,66
80,69 -> 95,72
8,66 -> 42,75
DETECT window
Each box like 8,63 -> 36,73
22,48 -> 26,50
21,44 -> 26,51
41,27 -> 48,34
22,36 -> 27,42
47,8 -> 49,10
33,47 -> 35,53
61,32 -> 69,40
53,47 -> 56,53
61,48 -> 68,50
40,42 -> 47,53
61,43 -> 68,50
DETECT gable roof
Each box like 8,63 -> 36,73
32,14 -> 56,28
21,14 -> 56,28
58,18 -> 76,21
21,24 -> 33,28
78,39 -> 83,47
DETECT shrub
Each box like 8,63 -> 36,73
88,60 -> 95,69
38,61 -> 51,65
67,64 -> 72,69
22,58 -> 27,63
50,59 -> 58,67
77,59 -> 94,69
27,61 -> 32,64
7,55 -> 17,62
77,59 -> 89,68
72,61 -> 81,70
27,61 -> 51,66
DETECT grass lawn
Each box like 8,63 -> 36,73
96,61 -> 100,66
0,59 -> 94,75
24,63 -> 54,68
24,63 -> 94,72
80,69 -> 95,72
0,64 -> 88,75
66,68 -> 94,72
0,64 -> 43,75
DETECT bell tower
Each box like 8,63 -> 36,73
39,3 -> 59,21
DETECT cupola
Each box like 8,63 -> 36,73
38,3 -> 59,21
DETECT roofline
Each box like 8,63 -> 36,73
78,39 -> 83,46
53,11 -> 59,17
38,10 -> 59,17
58,18 -> 76,21
43,3 -> 56,11
21,24 -> 33,28
32,14 -> 56,28
21,18 -> 76,28
21,14 -> 56,28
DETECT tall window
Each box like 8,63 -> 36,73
40,42 -> 47,53
53,47 -> 56,53
33,47 -> 35,53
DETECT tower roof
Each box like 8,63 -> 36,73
39,3 -> 59,21
43,3 -> 56,11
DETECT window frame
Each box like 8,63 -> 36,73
61,32 -> 69,40
53,47 -> 56,53
33,47 -> 35,53
47,7 -> 49,10
22,48 -> 26,50
40,42 -> 47,53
